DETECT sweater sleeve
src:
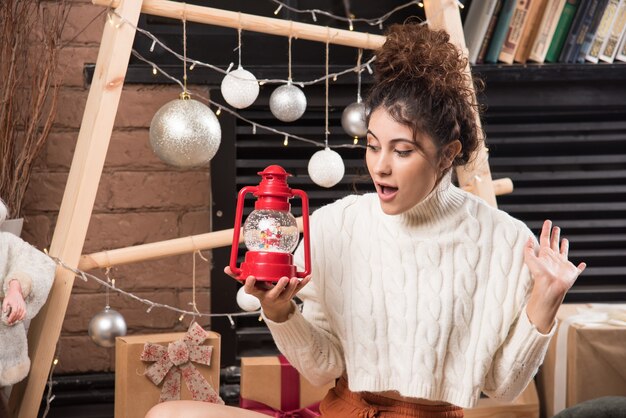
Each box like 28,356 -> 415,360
482,232 -> 555,401
262,205 -> 346,387
2,232 -> 56,320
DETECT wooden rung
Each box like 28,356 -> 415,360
93,0 -> 386,50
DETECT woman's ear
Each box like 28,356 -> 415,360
440,140 -> 462,170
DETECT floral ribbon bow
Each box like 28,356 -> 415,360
141,322 -> 224,404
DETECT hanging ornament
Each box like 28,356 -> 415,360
308,147 -> 345,188
270,83 -> 307,122
149,94 -> 222,167
236,286 -> 261,311
88,306 -> 127,348
341,102 -> 368,138
220,67 -> 260,109
342,48 -> 368,138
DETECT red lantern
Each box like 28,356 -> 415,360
229,165 -> 311,282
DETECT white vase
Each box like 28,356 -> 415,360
0,218 -> 24,236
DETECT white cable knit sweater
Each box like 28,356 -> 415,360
263,174 -> 555,408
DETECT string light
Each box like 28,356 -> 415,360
273,4 -> 283,15
353,136 -> 359,144
149,39 -> 156,52
131,49 -> 364,150
283,135 -> 288,146
52,256 -> 291,321
152,65 -> 157,75
215,107 -> 222,116
107,9 -> 376,87
268,0 -> 422,28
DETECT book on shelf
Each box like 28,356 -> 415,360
477,0 -> 505,63
485,0 -> 520,63
585,0 -> 622,63
599,1 -> 626,61
464,0 -> 501,64
575,0 -> 611,62
558,0 -> 596,61
528,0 -> 568,62
515,0 -> 550,62
499,0 -> 535,63
545,0 -> 581,62
616,27 -> 626,60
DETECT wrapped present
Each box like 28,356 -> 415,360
115,322 -> 223,418
536,303 -> 626,417
240,355 -> 334,416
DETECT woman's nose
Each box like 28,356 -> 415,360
373,151 -> 391,176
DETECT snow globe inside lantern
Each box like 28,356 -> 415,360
229,165 -> 311,282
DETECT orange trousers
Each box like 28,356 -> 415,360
319,377 -> 464,418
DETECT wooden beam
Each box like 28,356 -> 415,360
92,0 -> 385,50
8,0 -> 144,416
78,175 -> 514,271
424,0 -> 498,208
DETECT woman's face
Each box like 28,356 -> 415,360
366,107 -> 443,215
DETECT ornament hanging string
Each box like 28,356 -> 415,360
237,13 -> 243,69
182,16 -> 189,96
324,30 -> 330,149
356,48 -> 363,103
288,34 -> 293,83
105,267 -> 112,308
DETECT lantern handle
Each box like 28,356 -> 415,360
292,189 -> 311,278
229,185 -> 258,278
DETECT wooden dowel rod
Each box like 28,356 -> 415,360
92,0 -> 386,50
78,218 -> 306,271
462,177 -> 513,196
78,176 -> 514,272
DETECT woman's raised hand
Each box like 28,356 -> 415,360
224,266 -> 311,323
524,220 -> 586,333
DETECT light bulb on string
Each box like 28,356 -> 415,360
283,135 -> 289,146
150,39 -> 156,52
274,4 -> 283,15
216,107 -> 222,116
152,66 -> 157,76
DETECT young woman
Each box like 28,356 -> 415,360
146,23 -> 585,418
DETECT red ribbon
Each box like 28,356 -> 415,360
240,355 -> 321,417
239,398 -> 321,417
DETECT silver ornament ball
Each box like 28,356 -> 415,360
341,102 -> 368,138
220,67 -> 260,109
88,307 -> 127,348
308,148 -> 345,188
149,97 -> 221,168
269,84 -> 307,122
236,286 -> 261,312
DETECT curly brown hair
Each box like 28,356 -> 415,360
365,23 -> 483,167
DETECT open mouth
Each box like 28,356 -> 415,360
377,184 -> 399,201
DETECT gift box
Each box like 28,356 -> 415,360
115,323 -> 222,418
240,355 -> 334,416
536,303 -> 626,418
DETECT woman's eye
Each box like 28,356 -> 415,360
366,144 -> 379,151
394,149 -> 413,157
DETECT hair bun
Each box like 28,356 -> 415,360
374,23 -> 469,93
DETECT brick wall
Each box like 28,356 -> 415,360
21,0 -> 215,373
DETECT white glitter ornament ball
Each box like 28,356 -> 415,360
88,307 -> 127,348
149,97 -> 221,167
220,67 -> 260,109
308,148 -> 345,188
341,102 -> 368,137
236,286 -> 261,312
269,84 -> 307,122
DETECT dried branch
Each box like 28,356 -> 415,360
0,0 -> 70,218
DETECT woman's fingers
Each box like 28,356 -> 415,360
550,226 -> 560,252
560,238 -> 569,258
540,220 -> 552,248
